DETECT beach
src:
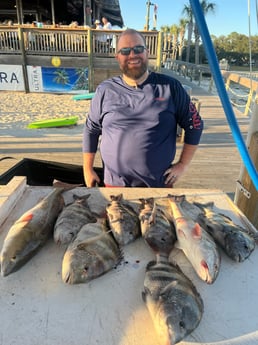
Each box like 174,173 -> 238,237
0,91 -> 94,176
0,91 -> 89,133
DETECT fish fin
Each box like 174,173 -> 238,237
194,201 -> 214,210
72,193 -> 91,202
177,228 -> 187,239
19,213 -> 33,222
110,193 -> 123,201
192,223 -> 202,239
52,179 -> 83,189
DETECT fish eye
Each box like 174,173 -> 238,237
83,266 -> 89,272
179,320 -> 185,329
11,256 -> 16,261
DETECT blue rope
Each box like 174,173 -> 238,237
189,0 -> 258,191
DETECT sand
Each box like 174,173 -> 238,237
0,91 -> 90,136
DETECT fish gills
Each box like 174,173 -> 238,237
106,194 -> 141,246
62,220 -> 123,284
167,195 -> 220,284
54,194 -> 97,245
139,198 -> 176,258
0,188 -> 64,277
195,202 -> 255,262
142,260 -> 204,345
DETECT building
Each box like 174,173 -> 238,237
0,0 -> 124,27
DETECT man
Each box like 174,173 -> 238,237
83,29 -> 203,187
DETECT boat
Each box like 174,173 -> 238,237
27,116 -> 79,129
72,92 -> 95,101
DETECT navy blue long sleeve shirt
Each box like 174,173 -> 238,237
83,72 -> 203,187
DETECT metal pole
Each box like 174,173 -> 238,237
145,1 -> 154,30
83,0 -> 86,27
145,1 -> 150,30
16,0 -> 22,24
51,0 -> 56,25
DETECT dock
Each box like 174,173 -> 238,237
0,69 -> 250,197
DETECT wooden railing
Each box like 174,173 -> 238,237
0,26 -> 160,58
167,59 -> 258,116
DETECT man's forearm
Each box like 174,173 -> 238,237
83,152 -> 96,173
178,143 -> 199,168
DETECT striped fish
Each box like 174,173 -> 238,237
54,194 -> 97,245
106,194 -> 141,246
62,219 -> 123,284
142,259 -> 204,345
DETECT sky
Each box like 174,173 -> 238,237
118,0 -> 258,37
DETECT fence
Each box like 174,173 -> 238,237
167,59 -> 258,117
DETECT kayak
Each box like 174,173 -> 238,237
72,92 -> 95,101
27,116 -> 79,129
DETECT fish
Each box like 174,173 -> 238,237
53,194 -> 97,245
62,219 -> 123,284
138,197 -> 177,259
106,194 -> 141,246
142,259 -> 204,345
167,195 -> 220,284
0,188 -> 65,277
194,201 -> 256,262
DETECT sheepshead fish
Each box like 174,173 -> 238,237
62,219 -> 123,284
195,202 -> 255,262
106,194 -> 141,246
168,195 -> 220,284
0,188 -> 64,277
54,194 -> 97,245
139,197 -> 177,259
142,259 -> 204,345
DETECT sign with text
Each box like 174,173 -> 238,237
0,65 -> 25,91
0,65 -> 88,93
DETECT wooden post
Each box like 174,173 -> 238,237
18,27 -> 29,93
234,100 -> 258,228
87,29 -> 94,92
156,31 -> 163,72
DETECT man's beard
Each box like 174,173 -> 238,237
120,60 -> 148,80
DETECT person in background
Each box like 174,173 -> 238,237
94,19 -> 103,30
94,19 -> 106,52
102,16 -> 112,30
101,16 -> 112,50
83,28 -> 203,188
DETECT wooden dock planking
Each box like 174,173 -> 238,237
0,75 -> 250,197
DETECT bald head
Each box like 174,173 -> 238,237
117,29 -> 146,52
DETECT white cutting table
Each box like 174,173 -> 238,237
0,177 -> 258,345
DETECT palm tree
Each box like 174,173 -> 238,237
194,0 -> 216,64
160,25 -> 171,62
178,18 -> 187,60
182,3 -> 194,63
182,0 -> 216,64
170,24 -> 179,60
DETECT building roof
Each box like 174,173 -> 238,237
0,0 -> 124,27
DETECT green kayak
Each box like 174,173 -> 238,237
72,92 -> 95,101
27,116 -> 79,129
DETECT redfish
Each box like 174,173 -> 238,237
0,188 -> 64,277
167,195 -> 220,284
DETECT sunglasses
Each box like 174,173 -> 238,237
117,45 -> 146,56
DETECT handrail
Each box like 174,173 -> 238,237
0,26 -> 160,58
